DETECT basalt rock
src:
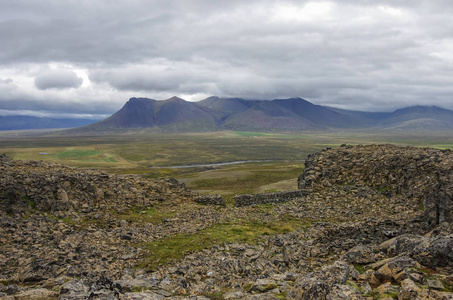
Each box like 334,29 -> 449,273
298,144 -> 453,227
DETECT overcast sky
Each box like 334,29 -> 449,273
1,0 -> 453,118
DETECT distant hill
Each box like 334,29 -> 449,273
64,97 -> 453,133
378,105 -> 453,128
0,116 -> 100,131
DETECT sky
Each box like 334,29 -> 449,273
1,0 -> 453,119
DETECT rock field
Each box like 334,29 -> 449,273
1,144 -> 452,299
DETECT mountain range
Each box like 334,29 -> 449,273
3,96 -> 453,132
76,96 -> 453,132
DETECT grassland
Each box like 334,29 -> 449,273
2,129 -> 453,196
177,161 -> 304,205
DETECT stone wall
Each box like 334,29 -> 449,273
195,194 -> 225,206
234,190 -> 308,207
298,144 -> 453,226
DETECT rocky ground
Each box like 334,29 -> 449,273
1,145 -> 453,299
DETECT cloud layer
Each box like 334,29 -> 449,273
34,69 -> 83,90
1,0 -> 453,117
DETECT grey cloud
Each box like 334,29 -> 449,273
90,67 -> 181,92
34,69 -> 83,90
1,0 -> 453,115
0,96 -> 121,115
0,78 -> 13,84
0,109 -> 108,119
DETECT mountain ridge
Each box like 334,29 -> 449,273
82,96 -> 453,132
5,97 -> 453,132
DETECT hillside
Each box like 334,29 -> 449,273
197,96 -> 258,120
222,100 -> 322,131
379,105 -> 453,130
69,96 -> 453,134
1,145 -> 452,299
84,96 -> 218,132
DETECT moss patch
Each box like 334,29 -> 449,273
140,218 -> 310,270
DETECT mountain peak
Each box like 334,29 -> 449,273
166,96 -> 186,102
128,97 -> 154,102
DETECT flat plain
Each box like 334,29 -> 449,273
1,129 -> 453,199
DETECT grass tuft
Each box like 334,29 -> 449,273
140,218 -> 310,270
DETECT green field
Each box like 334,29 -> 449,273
1,129 -> 453,196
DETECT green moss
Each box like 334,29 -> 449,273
346,280 -> 361,292
353,264 -> 367,274
20,195 -> 35,210
243,283 -> 253,291
265,283 -> 278,290
364,290 -> 398,299
118,206 -> 176,224
60,217 -> 76,225
418,200 -> 425,211
140,219 -> 310,270
377,186 -> 391,192
416,267 -> 437,275
387,291 -> 398,299
275,291 -> 287,300
131,286 -> 149,293
0,279 -> 11,285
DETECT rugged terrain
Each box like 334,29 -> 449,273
1,145 -> 453,299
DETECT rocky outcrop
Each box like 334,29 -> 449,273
0,154 -> 193,215
298,144 -> 453,226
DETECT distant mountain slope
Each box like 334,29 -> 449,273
92,97 -> 158,128
327,107 -> 391,127
379,105 -> 453,127
272,97 -> 363,128
222,100 -> 321,131
86,96 -> 217,132
65,97 -> 453,133
197,96 -> 259,120
0,116 -> 99,131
